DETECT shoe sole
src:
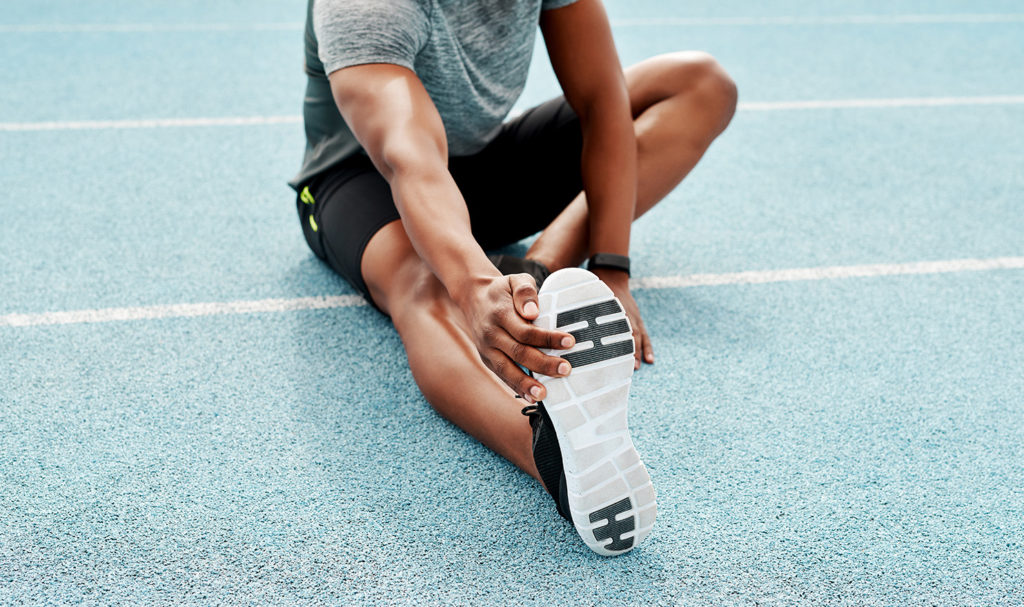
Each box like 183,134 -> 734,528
533,268 -> 657,556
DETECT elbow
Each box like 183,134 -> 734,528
376,129 -> 448,183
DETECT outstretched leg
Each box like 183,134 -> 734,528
361,220 -> 542,482
526,51 -> 738,271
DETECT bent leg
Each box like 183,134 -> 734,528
527,51 -> 738,270
361,220 -> 542,482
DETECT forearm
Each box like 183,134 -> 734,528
578,95 -> 637,258
326,64 -> 497,303
539,0 -> 636,258
387,160 -> 500,304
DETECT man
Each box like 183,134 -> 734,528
290,0 -> 736,554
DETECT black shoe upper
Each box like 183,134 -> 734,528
488,255 -> 552,288
522,402 -> 571,521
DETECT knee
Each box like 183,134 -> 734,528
671,51 -> 738,132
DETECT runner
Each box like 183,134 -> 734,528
289,0 -> 736,554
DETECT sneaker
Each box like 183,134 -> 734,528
487,254 -> 551,288
522,267 -> 656,556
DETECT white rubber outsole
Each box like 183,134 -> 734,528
533,268 -> 657,556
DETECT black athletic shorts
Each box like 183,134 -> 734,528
295,96 -> 583,307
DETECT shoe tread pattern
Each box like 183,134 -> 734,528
534,268 -> 656,556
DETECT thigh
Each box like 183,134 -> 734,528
296,154 -> 401,305
450,96 -> 584,250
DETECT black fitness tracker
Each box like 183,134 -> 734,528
586,253 -> 631,277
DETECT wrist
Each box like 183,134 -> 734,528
448,268 -> 502,310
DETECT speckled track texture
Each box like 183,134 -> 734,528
2,0 -> 1023,604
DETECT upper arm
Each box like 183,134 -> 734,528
328,64 -> 448,181
314,0 -> 444,179
539,0 -> 629,120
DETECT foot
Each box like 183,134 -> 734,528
487,254 -> 551,288
523,268 -> 656,556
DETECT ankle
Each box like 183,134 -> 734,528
524,252 -> 564,273
525,242 -> 590,272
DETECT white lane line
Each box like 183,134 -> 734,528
0,115 -> 301,132
3,257 -> 1023,328
3,14 -> 1023,32
630,257 -> 1024,290
3,95 -> 1023,132
739,95 -> 1024,111
0,296 -> 365,328
612,13 -> 1024,27
0,22 -> 303,33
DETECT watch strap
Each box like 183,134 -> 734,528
586,253 -> 631,277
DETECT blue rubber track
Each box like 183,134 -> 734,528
1,1 -> 1022,604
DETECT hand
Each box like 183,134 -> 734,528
593,268 -> 653,370
458,274 -> 576,402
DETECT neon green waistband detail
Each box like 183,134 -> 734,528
308,214 -> 318,232
300,186 -> 315,206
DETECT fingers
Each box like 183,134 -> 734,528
505,318 -> 575,351
483,335 -> 571,402
484,351 -> 540,402
622,298 -> 653,369
485,325 -> 570,377
642,331 -> 655,365
506,274 -> 574,350
509,274 -> 540,320
633,326 -> 654,369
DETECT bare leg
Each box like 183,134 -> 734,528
526,51 -> 738,271
361,221 -> 542,482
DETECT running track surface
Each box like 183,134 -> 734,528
1,1 -> 1022,605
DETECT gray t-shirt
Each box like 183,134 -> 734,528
289,0 -> 579,189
